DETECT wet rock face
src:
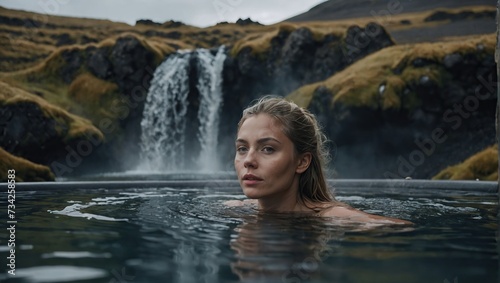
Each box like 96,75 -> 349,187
226,23 -> 394,100
310,49 -> 497,179
0,102 -> 80,165
110,37 -> 155,94
72,36 -> 158,103
235,18 -> 263,26
60,49 -> 83,84
86,36 -> 157,172
343,22 -> 394,63
87,48 -> 112,80
0,147 -> 55,182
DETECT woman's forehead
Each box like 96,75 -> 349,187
238,114 -> 286,139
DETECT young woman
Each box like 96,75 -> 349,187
229,96 -> 411,225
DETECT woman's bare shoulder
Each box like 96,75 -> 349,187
320,204 -> 413,225
224,199 -> 258,207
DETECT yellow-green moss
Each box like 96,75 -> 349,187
433,144 -> 498,181
287,83 -> 323,108
0,147 -> 55,182
0,33 -> 175,134
230,25 -> 286,58
9,33 -> 173,84
68,72 -> 120,122
287,34 -> 495,111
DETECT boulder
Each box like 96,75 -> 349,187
433,144 -> 497,181
136,19 -> 162,26
0,147 -> 55,182
0,81 -> 104,176
236,18 -> 263,26
87,48 -> 112,80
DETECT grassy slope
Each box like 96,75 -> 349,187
0,147 -> 55,181
287,34 -> 495,111
0,6 -> 272,72
287,6 -> 496,45
0,79 -> 100,181
433,144 -> 498,181
285,0 -> 495,22
0,33 -> 172,124
230,22 -> 348,57
0,81 -> 103,142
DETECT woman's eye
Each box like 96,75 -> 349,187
236,147 -> 248,153
262,147 -> 275,153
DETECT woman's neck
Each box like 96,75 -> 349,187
257,192 -> 312,213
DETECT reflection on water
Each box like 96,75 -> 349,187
0,184 -> 497,283
230,214 -> 345,283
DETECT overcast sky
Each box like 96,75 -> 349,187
0,0 -> 326,27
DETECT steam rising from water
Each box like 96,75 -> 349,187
139,46 -> 226,172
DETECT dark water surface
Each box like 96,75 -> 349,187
0,179 -> 498,283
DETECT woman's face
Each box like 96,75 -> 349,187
234,114 -> 304,200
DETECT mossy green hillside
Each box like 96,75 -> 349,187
433,144 -> 498,181
230,23 -> 348,58
0,33 -> 174,134
0,147 -> 55,182
287,34 -> 495,110
0,81 -> 103,144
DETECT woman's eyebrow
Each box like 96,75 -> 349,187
236,137 -> 281,144
257,137 -> 281,144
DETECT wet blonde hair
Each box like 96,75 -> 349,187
238,96 -> 335,205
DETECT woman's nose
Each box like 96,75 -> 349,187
243,149 -> 257,168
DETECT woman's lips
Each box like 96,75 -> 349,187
242,174 -> 263,186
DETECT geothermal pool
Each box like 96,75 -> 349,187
0,176 -> 498,283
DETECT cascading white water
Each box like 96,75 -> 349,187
196,47 -> 226,170
139,52 -> 191,171
139,46 -> 226,171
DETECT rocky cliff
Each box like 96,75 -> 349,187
288,35 -> 496,178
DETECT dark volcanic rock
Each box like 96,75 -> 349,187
236,18 -> 263,26
52,33 -> 76,46
99,36 -> 157,171
224,22 -> 393,99
162,20 -> 186,28
87,47 -> 112,80
110,36 -> 156,93
0,15 -> 45,28
0,100 -> 101,167
60,49 -> 83,83
307,45 -> 497,179
443,53 -> 463,69
136,19 -> 162,26
343,23 -> 393,63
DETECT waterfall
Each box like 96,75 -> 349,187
196,47 -> 226,170
139,46 -> 226,172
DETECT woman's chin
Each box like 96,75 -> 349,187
242,188 -> 263,199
